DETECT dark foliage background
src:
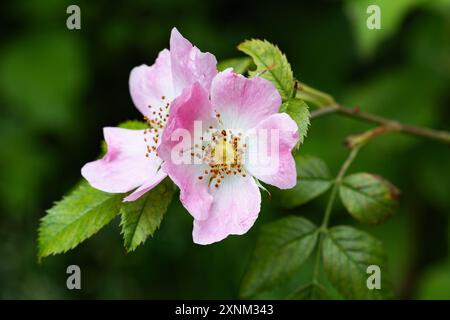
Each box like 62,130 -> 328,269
0,0 -> 449,299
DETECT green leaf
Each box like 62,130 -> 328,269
120,179 -> 174,252
238,39 -> 294,101
322,226 -> 392,299
279,98 -> 310,145
276,155 -> 333,209
217,57 -> 253,74
340,173 -> 399,224
118,120 -> 148,130
240,216 -> 319,298
38,181 -> 122,260
289,282 -> 329,300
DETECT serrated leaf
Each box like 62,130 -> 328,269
322,226 -> 392,299
120,179 -> 174,252
240,216 -> 319,298
289,282 -> 329,300
279,98 -> 310,145
38,181 -> 122,260
340,173 -> 399,224
238,39 -> 294,101
217,57 -> 253,74
276,155 -> 333,209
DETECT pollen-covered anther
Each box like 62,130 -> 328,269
198,128 -> 249,188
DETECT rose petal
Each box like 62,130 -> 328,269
81,127 -> 162,194
170,28 -> 217,94
245,113 -> 298,189
129,49 -> 174,119
163,161 -> 212,221
210,69 -> 281,129
192,175 -> 261,245
123,170 -> 167,202
159,83 -> 216,161
158,83 -> 216,220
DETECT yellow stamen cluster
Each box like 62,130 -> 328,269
195,112 -> 248,188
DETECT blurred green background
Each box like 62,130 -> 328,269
0,0 -> 449,299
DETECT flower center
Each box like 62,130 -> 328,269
211,136 -> 236,165
198,124 -> 248,188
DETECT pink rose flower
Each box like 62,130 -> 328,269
81,28 -> 217,201
159,69 -> 299,244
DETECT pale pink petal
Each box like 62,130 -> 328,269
158,83 -> 215,220
170,28 -> 217,95
210,69 -> 281,129
129,49 -> 174,119
123,170 -> 167,202
245,113 -> 298,189
81,127 -> 162,194
158,83 -> 215,161
192,176 -> 261,245
162,161 -> 212,221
